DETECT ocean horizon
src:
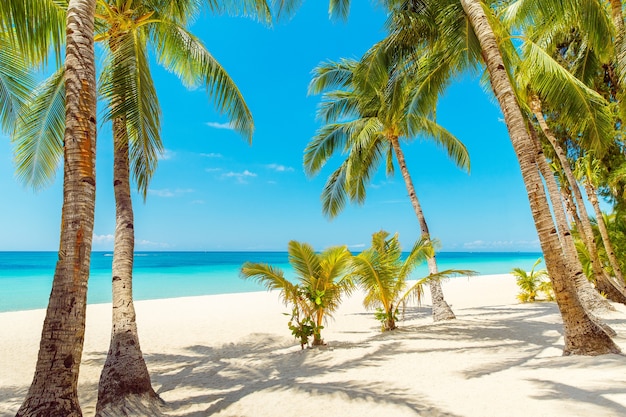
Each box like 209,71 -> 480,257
0,251 -> 544,313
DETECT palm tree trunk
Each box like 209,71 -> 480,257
95,118 -> 161,416
460,0 -> 619,355
583,180 -> 626,303
17,0 -> 97,415
527,122 -> 613,313
529,96 -> 613,293
389,135 -> 456,321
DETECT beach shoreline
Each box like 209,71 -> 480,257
1,273 -> 625,416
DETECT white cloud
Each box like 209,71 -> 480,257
205,167 -> 222,173
136,239 -> 170,248
93,234 -> 114,244
266,163 -> 294,172
349,243 -> 366,249
149,188 -> 194,198
201,153 -> 223,158
159,149 -> 175,160
206,122 -> 234,130
222,170 -> 257,184
463,239 -> 541,250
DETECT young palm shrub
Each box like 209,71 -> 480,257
352,231 -> 474,331
241,241 -> 353,348
512,258 -> 553,303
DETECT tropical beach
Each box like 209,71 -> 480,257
1,273 -> 625,417
3,0 -> 626,416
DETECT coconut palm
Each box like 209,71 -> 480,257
241,241 -> 354,346
315,0 -> 620,356
353,230 -> 474,331
575,153 -> 626,301
4,0 -> 98,415
459,0 -> 619,354
305,48 -> 470,322
11,0 -> 272,413
512,258 -> 552,303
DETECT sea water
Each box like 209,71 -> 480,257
0,251 -> 543,313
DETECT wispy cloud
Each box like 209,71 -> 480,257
93,234 -> 114,244
159,149 -> 175,160
136,239 -> 170,248
463,239 -> 541,250
201,152 -> 223,158
206,122 -> 234,130
222,170 -> 257,184
149,188 -> 194,198
349,243 -> 366,250
266,163 -> 294,172
205,167 -> 222,173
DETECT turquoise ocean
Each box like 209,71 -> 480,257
0,251 -> 543,313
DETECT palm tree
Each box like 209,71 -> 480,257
11,0 -> 271,413
353,230 -> 473,331
576,153 -> 626,301
7,0 -> 99,415
305,49 -> 470,322
241,241 -> 354,346
459,0 -> 619,355
512,258 -> 552,303
95,1 -> 266,413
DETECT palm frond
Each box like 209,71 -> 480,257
0,0 -> 66,66
240,261 -> 300,307
308,59 -> 358,95
100,31 -> 162,198
406,116 -> 470,172
152,21 -> 253,142
520,38 -> 614,155
0,35 -> 35,134
12,67 -> 65,189
288,240 -> 322,284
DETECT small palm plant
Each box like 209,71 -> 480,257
512,258 -> 553,303
352,231 -> 474,331
241,241 -> 353,348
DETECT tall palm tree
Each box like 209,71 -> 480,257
319,0 -> 620,355
11,0 -> 272,413
459,0 -> 619,355
576,153 -> 626,300
241,241 -> 354,346
8,0 -> 99,415
353,230 -> 473,331
305,50 -> 470,322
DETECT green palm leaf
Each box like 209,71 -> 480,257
0,34 -> 35,134
12,67 -> 65,189
152,21 -> 253,142
519,38 -> 614,154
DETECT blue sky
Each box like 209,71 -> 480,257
0,2 -> 543,252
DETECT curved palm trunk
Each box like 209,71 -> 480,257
17,0 -> 97,415
389,135 -> 456,321
530,97 -> 624,302
461,0 -> 619,355
96,118 -> 161,415
583,180 -> 626,303
529,124 -> 616,332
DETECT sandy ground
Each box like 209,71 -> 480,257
1,274 -> 625,416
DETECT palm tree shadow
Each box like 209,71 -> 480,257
528,379 -> 626,416
140,303 -> 578,417
144,335 -> 463,417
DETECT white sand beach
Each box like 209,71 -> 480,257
1,274 -> 625,416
